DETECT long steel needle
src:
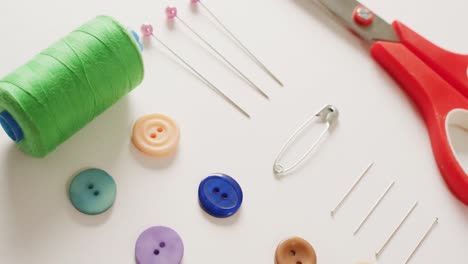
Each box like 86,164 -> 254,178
353,181 -> 395,235
404,218 -> 439,264
376,201 -> 419,257
141,25 -> 250,118
167,7 -> 269,99
153,36 -> 250,118
331,162 -> 374,216
192,0 -> 284,87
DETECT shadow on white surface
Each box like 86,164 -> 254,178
166,18 -> 176,31
447,111 -> 468,174
66,202 -> 114,226
199,207 -> 242,226
454,201 -> 468,220
129,144 -> 178,170
446,110 -> 468,218
142,36 -> 153,50
2,97 -> 131,239
189,2 -> 199,14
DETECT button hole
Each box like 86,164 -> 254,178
157,127 -> 164,133
290,250 -> 296,256
213,188 -> 220,194
94,190 -> 100,196
153,249 -> 160,255
150,133 -> 157,139
88,184 -> 94,190
221,193 -> 228,199
159,242 -> 166,248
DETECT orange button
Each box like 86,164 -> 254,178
275,237 -> 317,264
132,114 -> 180,156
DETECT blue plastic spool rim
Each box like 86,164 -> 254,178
0,111 -> 24,142
130,30 -> 143,51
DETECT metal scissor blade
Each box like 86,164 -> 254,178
316,0 -> 400,43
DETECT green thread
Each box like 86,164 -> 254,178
0,16 -> 144,157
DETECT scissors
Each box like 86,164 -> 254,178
314,0 -> 468,205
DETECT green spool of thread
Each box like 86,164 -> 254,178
0,16 -> 144,157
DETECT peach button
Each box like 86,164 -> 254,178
275,237 -> 317,264
132,114 -> 180,156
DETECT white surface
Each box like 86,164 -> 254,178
0,0 -> 467,263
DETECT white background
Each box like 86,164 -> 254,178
0,0 -> 467,263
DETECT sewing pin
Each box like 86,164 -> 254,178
353,181 -> 395,235
190,0 -> 284,87
140,24 -> 250,118
375,201 -> 419,257
331,162 -> 374,217
166,7 -> 269,99
404,217 -> 438,264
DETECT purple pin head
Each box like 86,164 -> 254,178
166,6 -> 178,19
141,24 -> 154,37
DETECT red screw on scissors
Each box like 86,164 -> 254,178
315,0 -> 468,205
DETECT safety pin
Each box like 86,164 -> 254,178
273,105 -> 339,175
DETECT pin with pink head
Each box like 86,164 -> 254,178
141,24 -> 154,37
190,0 -> 200,3
138,17 -> 250,118
166,6 -> 178,20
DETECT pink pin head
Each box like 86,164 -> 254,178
190,0 -> 200,3
141,24 -> 154,37
166,6 -> 178,19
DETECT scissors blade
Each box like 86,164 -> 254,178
316,0 -> 400,43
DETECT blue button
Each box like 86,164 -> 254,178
198,174 -> 243,218
69,168 -> 117,215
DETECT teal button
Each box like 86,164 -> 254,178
69,168 -> 116,215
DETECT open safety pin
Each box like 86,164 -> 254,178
273,105 -> 339,175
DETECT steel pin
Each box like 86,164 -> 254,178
331,162 -> 374,216
404,217 -> 439,264
141,24 -> 250,118
191,0 -> 284,86
166,6 -> 269,99
353,181 -> 395,235
376,201 -> 419,257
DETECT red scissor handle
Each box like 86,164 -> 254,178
393,22 -> 468,98
370,22 -> 468,205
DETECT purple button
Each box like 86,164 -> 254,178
135,226 -> 184,264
